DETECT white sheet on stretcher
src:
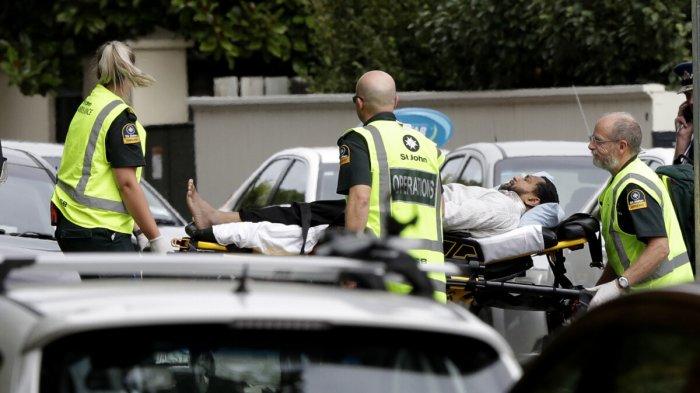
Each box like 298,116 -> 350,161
469,225 -> 546,264
213,221 -> 328,255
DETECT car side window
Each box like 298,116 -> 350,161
440,156 -> 465,184
459,158 -> 483,186
236,159 -> 290,210
270,159 -> 308,205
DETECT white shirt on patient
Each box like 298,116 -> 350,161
442,183 -> 526,238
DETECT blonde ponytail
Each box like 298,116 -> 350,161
95,41 -> 155,89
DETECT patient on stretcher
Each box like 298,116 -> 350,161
184,174 -> 561,255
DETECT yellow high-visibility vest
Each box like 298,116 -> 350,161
52,84 -> 146,234
342,120 -> 445,302
599,157 -> 693,288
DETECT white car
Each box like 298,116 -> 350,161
0,254 -> 522,392
220,147 -> 342,211
0,147 -> 61,253
2,140 -> 187,242
440,141 -> 610,216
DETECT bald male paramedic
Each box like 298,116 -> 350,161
337,70 -> 445,301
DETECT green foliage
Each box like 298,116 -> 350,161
304,0 -> 430,92
305,0 -> 691,92
409,0 -> 692,90
171,0 -> 313,71
0,0 -> 693,95
0,0 -> 313,95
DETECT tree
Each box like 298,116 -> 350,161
304,0 -> 692,92
409,0 -> 692,90
0,0 -> 693,95
0,0 -> 314,95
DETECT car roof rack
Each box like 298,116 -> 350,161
0,253 -> 459,298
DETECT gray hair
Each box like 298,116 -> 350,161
95,41 -> 155,88
609,112 -> 642,155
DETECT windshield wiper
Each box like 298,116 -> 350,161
10,231 -> 56,240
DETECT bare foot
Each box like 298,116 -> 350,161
186,179 -> 219,229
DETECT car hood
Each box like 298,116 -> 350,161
0,235 -> 61,253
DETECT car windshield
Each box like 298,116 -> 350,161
40,326 -> 514,393
317,163 -> 343,201
0,163 -> 55,236
494,156 -> 609,215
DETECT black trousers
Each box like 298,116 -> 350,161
239,200 -> 346,227
55,209 -> 135,252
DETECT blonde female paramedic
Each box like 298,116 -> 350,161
51,40 -> 169,253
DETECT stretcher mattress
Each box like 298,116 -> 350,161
444,225 -> 559,264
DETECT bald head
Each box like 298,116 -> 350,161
355,70 -> 397,116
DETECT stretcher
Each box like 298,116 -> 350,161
445,213 -> 602,331
173,213 -> 602,330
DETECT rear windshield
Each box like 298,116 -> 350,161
40,325 -> 514,393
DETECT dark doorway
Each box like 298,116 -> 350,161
143,123 -> 196,217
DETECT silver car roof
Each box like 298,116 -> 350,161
1,254 -> 513,357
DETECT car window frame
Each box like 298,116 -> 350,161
233,158 -> 293,211
459,156 -> 485,187
440,154 -> 467,184
269,158 -> 310,205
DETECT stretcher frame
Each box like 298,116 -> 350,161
445,235 -> 594,332
173,225 -> 598,332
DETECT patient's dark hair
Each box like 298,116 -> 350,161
535,177 -> 559,204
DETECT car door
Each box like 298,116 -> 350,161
234,158 -> 292,210
510,290 -> 700,393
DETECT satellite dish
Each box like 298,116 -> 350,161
394,107 -> 453,147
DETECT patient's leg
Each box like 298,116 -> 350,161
186,179 -> 240,229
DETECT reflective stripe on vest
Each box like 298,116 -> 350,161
601,158 -> 692,288
58,99 -> 128,214
606,172 -> 689,283
350,122 -> 445,302
362,124 -> 442,248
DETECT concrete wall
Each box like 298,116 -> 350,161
190,84 -> 684,205
0,73 -> 54,141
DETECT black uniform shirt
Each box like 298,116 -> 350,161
611,157 -> 667,242
336,112 -> 397,195
105,108 -> 146,168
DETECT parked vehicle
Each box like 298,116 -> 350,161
510,283 -> 700,393
0,253 -> 522,392
220,147 -> 342,211
440,141 -> 609,216
0,147 -> 61,253
2,140 -> 187,242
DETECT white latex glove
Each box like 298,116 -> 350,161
135,232 -> 150,251
586,280 -> 624,309
149,236 -> 171,254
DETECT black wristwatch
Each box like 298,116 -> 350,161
617,276 -> 630,290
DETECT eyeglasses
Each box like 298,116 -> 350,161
352,95 -> 363,104
588,135 -> 620,145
